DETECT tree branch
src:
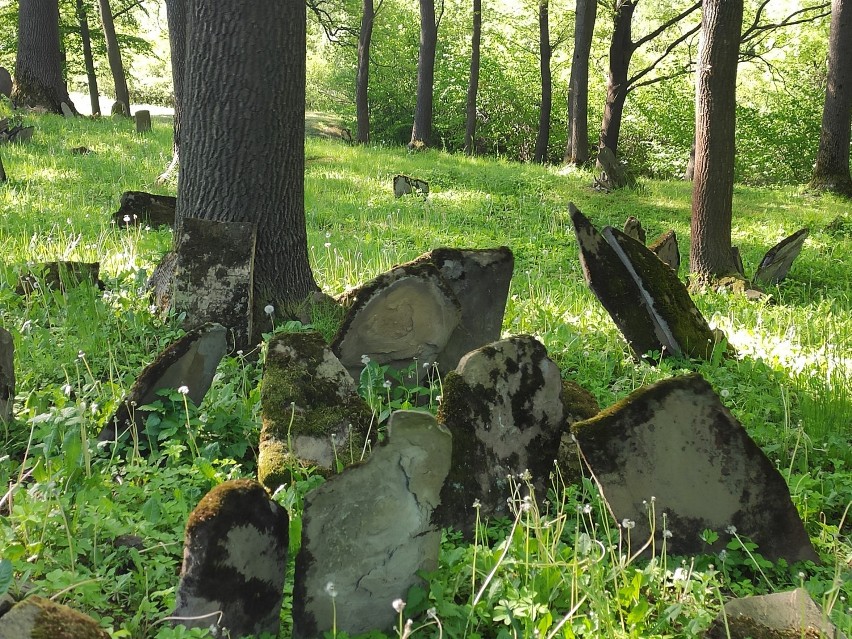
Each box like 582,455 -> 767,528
741,2 -> 830,44
627,21 -> 700,90
112,0 -> 143,20
633,0 -> 701,49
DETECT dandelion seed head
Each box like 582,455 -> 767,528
621,519 -> 635,530
392,598 -> 406,613
264,304 -> 275,316
325,581 -> 338,598
178,385 -> 189,395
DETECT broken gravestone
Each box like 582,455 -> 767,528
648,230 -> 681,273
570,203 -> 720,361
112,191 -> 176,228
753,228 -> 809,286
15,261 -> 103,295
393,174 -> 429,197
434,335 -> 598,535
0,67 -> 11,99
0,596 -> 109,639
258,332 -> 374,490
100,323 -> 228,442
174,479 -> 289,639
134,109 -> 151,133
292,410 -> 451,638
623,216 -> 646,244
173,217 -> 257,351
0,328 -> 13,424
572,374 -> 818,563
331,261 -> 461,379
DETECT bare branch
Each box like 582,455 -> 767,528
627,21 -> 700,90
633,0 -> 701,50
741,0 -> 773,41
741,2 -> 830,44
112,0 -> 143,21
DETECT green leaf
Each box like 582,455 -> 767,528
0,559 -> 13,595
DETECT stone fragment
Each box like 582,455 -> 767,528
174,217 -> 257,350
259,332 -> 373,490
572,374 -> 818,563
0,595 -> 108,639
0,67 -> 10,98
174,480 -> 289,639
754,228 -> 809,285
648,230 -> 680,273
331,261 -> 461,379
0,328 -> 13,424
135,109 -> 151,133
60,102 -> 75,118
623,216 -> 646,243
70,146 -> 92,155
292,411 -> 451,638
112,191 -> 176,228
101,322 -> 228,442
705,589 -> 847,639
15,261 -> 102,295
393,174 -> 429,197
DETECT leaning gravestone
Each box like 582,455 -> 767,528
173,217 -> 257,350
0,328 -> 13,424
113,191 -> 176,228
258,331 -> 374,491
100,323 -> 228,442
648,230 -> 680,273
753,228 -> 809,285
60,102 -> 75,119
15,261 -> 102,295
622,216 -> 646,244
0,596 -> 108,639
393,174 -> 429,197
292,411 -> 451,638
0,67 -> 11,99
572,374 -> 818,563
134,109 -> 151,133
174,480 -> 289,639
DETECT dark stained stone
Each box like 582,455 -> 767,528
648,230 -> 680,273
623,216 -> 646,243
292,411 -> 451,638
174,480 -> 289,639
572,374 -> 819,563
0,596 -> 108,639
15,261 -> 103,295
0,328 -> 13,424
754,228 -> 809,285
135,109 -> 152,133
0,67 -> 10,98
112,191 -> 176,228
393,174 -> 429,197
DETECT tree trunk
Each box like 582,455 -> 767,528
158,0 -> 187,183
533,0 -> 552,164
410,0 -> 437,148
177,0 -> 319,316
599,0 -> 636,155
690,0 -> 743,281
355,0 -> 375,144
12,0 -> 77,114
810,0 -> 852,197
564,0 -> 596,165
98,0 -> 131,116
76,0 -> 100,115
464,0 -> 482,156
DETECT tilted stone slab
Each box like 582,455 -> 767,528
622,216 -> 646,244
259,332 -> 373,490
754,228 -> 809,285
174,480 -> 289,639
393,174 -> 429,197
101,322 -> 227,442
648,230 -> 680,273
292,411 -> 451,638
0,328 -> 13,424
113,191 -> 176,228
0,596 -> 108,639
572,374 -> 818,563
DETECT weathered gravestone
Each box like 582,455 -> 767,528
753,228 -> 809,286
258,331 -> 374,491
0,67 -> 11,99
174,217 -> 257,350
174,480 -> 289,639
393,174 -> 429,197
435,335 -> 599,535
0,328 -> 13,424
572,374 -> 818,563
60,102 -> 75,119
134,109 -> 151,133
595,146 -> 633,190
648,229 -> 681,273
570,203 -> 720,361
292,411 -> 451,638
15,261 -> 102,295
623,216 -> 646,244
100,323 -> 228,442
0,595 -> 108,639
112,191 -> 176,228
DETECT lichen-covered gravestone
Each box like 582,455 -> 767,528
572,374 -> 818,563
753,228 -> 809,285
0,328 -> 13,424
173,480 -> 289,639
0,596 -> 108,639
292,411 -> 451,638
259,332 -> 374,490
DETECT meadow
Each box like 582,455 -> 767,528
0,110 -> 850,638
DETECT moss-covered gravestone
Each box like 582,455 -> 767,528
648,230 -> 680,273
292,411 -> 451,638
753,228 -> 809,285
0,596 -> 108,639
173,480 -> 289,639
112,191 -> 176,228
572,374 -> 818,563
258,332 -> 373,490
0,328 -> 13,424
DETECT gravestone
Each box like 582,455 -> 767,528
393,174 -> 429,197
100,323 -> 228,442
134,109 -> 151,133
113,191 -> 176,228
0,67 -> 11,98
174,480 -> 289,639
648,230 -> 680,273
595,146 -> 633,190
331,261 -> 461,379
173,217 -> 257,350
258,332 -> 374,491
15,261 -> 102,295
0,328 -> 13,424
0,596 -> 109,639
572,374 -> 818,563
60,102 -> 74,118
292,411 -> 451,638
623,216 -> 646,244
753,228 -> 809,285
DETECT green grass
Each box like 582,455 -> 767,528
0,111 -> 850,638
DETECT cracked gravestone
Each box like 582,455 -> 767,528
174,217 -> 257,350
15,261 -> 102,295
569,203 -> 720,361
0,328 -> 13,424
174,480 -> 289,639
292,410 -> 451,638
572,374 -> 818,563
0,596 -> 108,639
135,109 -> 151,133
753,228 -> 809,285
648,230 -> 680,273
100,322 -> 228,442
113,191 -> 176,228
258,331 -> 374,490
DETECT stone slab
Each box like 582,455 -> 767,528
60,102 -> 74,118
0,328 -> 13,424
648,230 -> 680,273
113,191 -> 176,228
135,109 -> 152,133
0,596 -> 108,639
0,67 -> 11,99
754,228 -> 809,285
393,174 -> 429,197
623,216 -> 646,243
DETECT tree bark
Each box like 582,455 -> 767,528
410,0 -> 438,148
564,0 -> 596,165
177,0 -> 319,316
76,0 -> 100,115
12,0 -> 77,114
599,0 -> 636,155
690,0 -> 744,281
810,0 -> 852,197
355,0 -> 375,144
463,0 -> 482,155
158,0 -> 187,183
98,0 -> 131,116
533,0 -> 552,164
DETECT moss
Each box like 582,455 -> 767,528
561,380 -> 600,421
257,438 -> 293,490
22,596 -> 109,639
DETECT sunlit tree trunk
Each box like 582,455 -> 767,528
410,0 -> 438,147
564,0 -> 595,165
98,0 -> 131,115
158,0 -> 187,183
533,0 -> 552,163
76,0 -> 100,115
355,0 -> 375,144
599,0 -> 636,155
464,0 -> 481,155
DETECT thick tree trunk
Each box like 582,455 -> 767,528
158,0 -> 187,183
463,0 -> 481,155
690,0 -> 743,281
76,0 -> 100,115
355,0 -> 375,144
178,0 -> 319,315
533,0 -> 552,164
810,0 -> 852,197
564,0 -> 596,165
12,0 -> 76,114
599,0 -> 636,155
98,0 -> 131,115
410,0 -> 437,148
